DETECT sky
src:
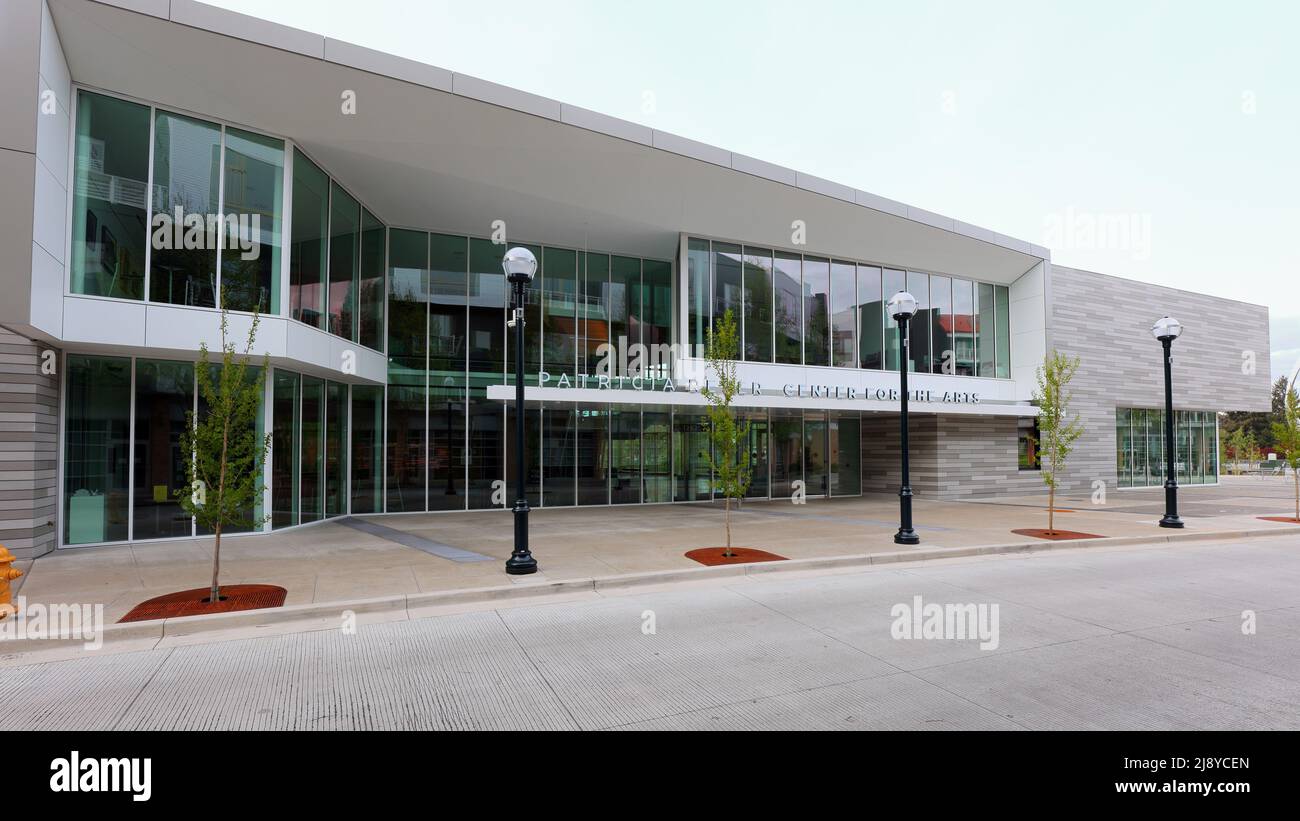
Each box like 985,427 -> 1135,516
208,0 -> 1300,382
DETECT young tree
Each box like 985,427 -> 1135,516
701,309 -> 751,556
1272,386 -> 1300,521
1033,351 -> 1083,534
178,302 -> 271,603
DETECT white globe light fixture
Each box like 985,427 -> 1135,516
502,246 -> 537,284
1151,315 -> 1183,342
887,290 -> 918,322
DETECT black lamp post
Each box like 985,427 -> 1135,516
888,290 -> 920,546
1152,315 -> 1185,529
504,247 -> 539,574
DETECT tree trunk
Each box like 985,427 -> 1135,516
724,496 -> 733,557
211,421 -> 230,604
1048,486 -> 1055,534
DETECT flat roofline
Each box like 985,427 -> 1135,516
91,0 -> 1050,263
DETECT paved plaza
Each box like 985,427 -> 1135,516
2,532 -> 1297,730
9,476 -> 1300,625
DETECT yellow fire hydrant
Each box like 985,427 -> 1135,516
0,546 -> 22,621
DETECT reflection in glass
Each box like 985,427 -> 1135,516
350,385 -> 383,514
804,412 -> 828,496
579,252 -> 610,375
906,272 -> 930,373
221,127 -> 284,314
328,183 -> 360,340
995,285 -> 1011,378
611,406 -> 641,504
357,209 -> 385,349
742,248 -> 774,362
952,279 -> 976,376
673,409 -> 711,502
803,258 -> 831,367
858,265 -> 883,369
324,381 -> 348,517
831,261 -> 856,367
149,111 -> 220,308
542,248 -> 578,374
770,410 -> 802,499
830,413 -> 861,496
687,238 -> 710,358
132,360 -> 194,540
300,376 -> 324,523
774,253 -> 802,364
642,406 -> 672,502
713,243 -> 742,337
64,356 -> 131,544
883,269 -> 907,371
976,282 -> 996,377
577,405 -> 609,505
290,149 -> 329,328
71,92 -> 149,300
272,370 -> 300,527
543,405 -> 576,507
929,275 -> 952,374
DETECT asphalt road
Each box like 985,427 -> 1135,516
3,534 -> 1299,730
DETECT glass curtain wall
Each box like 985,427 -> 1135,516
1116,408 -> 1218,487
290,149 -> 329,329
70,92 -> 151,300
742,248 -> 774,362
221,128 -> 284,314
148,111 -> 220,308
132,360 -> 194,540
350,385 -> 384,514
272,371 -> 300,528
685,238 -> 1011,378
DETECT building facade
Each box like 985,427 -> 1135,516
0,0 -> 1272,558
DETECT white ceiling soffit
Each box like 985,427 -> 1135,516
54,0 -> 1047,281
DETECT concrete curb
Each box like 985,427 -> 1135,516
2,525 -> 1295,662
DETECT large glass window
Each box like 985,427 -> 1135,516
1117,408 -> 1217,487
469,239 -> 507,375
324,381 -> 348,517
132,360 -> 194,540
611,255 -> 642,374
803,257 -> 831,367
327,183 -> 360,340
579,252 -> 610,376
831,261 -> 856,368
830,413 -> 860,496
71,92 -> 150,300
148,111 -> 221,308
611,406 -> 641,504
643,406 -> 672,503
857,265 -> 883,370
300,376 -> 324,523
952,278 -> 976,376
428,378 -> 465,510
357,210 -> 385,350
577,405 -> 609,505
883,269 -> 907,371
976,282 -> 996,377
289,150 -> 329,328
468,394 -> 503,509
804,411 -> 829,496
542,248 -> 578,374
272,370 -> 300,528
929,275 -> 953,374
673,408 -> 711,502
543,405 -> 577,507
386,229 -> 428,513
220,127 -> 284,314
742,248 -> 774,362
995,285 -> 1011,379
350,385 -> 383,514
774,252 -> 802,364
712,243 -> 743,338
743,409 -> 769,499
64,356 -> 131,544
686,238 -> 710,358
770,410 -> 802,499
906,272 -> 930,373
642,260 -> 673,377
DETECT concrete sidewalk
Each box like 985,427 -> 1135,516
10,476 -> 1299,630
4,533 -> 1298,730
